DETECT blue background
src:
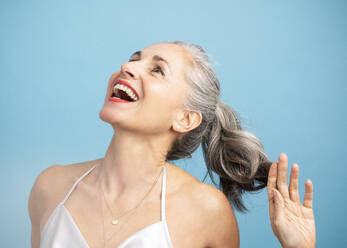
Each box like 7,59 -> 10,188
1,0 -> 346,247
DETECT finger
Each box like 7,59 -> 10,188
267,162 -> 278,196
303,179 -> 314,209
277,153 -> 290,200
267,162 -> 277,219
272,188 -> 285,225
289,163 -> 300,203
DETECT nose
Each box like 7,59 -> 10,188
120,61 -> 139,79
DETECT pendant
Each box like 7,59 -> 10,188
112,219 -> 119,225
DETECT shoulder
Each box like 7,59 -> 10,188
185,182 -> 240,248
28,158 -> 102,229
29,158 -> 101,202
28,163 -> 68,247
28,164 -> 64,222
166,164 -> 239,247
193,183 -> 240,247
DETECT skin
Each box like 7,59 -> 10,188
267,153 -> 316,248
28,43 -> 316,248
29,43 -> 238,248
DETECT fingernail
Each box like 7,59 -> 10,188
279,153 -> 287,160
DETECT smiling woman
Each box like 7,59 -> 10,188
28,41 -> 316,248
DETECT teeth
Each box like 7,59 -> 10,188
113,84 -> 138,101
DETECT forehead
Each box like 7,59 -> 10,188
141,43 -> 192,76
142,43 -> 190,60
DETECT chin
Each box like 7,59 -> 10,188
98,105 -> 137,131
99,105 -> 122,125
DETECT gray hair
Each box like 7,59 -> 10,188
164,41 -> 272,213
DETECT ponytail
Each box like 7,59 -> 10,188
201,101 -> 272,212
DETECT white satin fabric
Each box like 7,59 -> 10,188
40,163 -> 173,248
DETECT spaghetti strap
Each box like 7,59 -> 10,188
62,163 -> 98,204
161,163 -> 173,247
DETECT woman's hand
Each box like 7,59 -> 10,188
267,153 -> 316,248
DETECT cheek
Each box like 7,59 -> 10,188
145,83 -> 185,110
131,84 -> 183,130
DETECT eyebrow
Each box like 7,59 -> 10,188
130,51 -> 169,66
130,51 -> 141,59
152,55 -> 169,65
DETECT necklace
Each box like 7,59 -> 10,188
100,162 -> 164,225
98,160 -> 164,246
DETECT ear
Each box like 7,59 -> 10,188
172,110 -> 202,134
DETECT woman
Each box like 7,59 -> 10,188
29,41 -> 316,248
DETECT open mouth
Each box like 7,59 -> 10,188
111,80 -> 139,102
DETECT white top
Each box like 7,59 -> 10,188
40,162 -> 174,248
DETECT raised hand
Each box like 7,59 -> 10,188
267,153 -> 316,248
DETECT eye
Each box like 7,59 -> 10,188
152,66 -> 165,76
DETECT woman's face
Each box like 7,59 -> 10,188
99,43 -> 193,135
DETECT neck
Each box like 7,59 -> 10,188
98,128 -> 172,201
